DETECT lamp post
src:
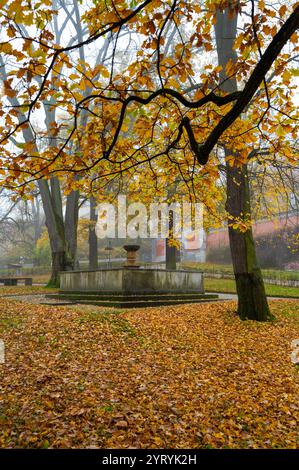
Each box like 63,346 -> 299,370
105,241 -> 113,268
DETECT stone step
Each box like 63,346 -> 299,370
45,293 -> 219,308
74,298 -> 220,308
48,292 -> 217,302
56,290 -> 207,296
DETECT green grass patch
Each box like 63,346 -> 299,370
274,303 -> 299,319
205,277 -> 299,298
0,316 -> 23,332
183,262 -> 299,281
76,309 -> 137,336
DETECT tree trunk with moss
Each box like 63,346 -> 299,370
215,4 -> 273,321
89,196 -> 98,270
166,210 -> 177,270
226,161 -> 273,320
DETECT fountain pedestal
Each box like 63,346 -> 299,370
123,244 -> 140,268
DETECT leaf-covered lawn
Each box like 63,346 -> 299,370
0,299 -> 298,449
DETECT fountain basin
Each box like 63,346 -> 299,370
59,268 -> 204,294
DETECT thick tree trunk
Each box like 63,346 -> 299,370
39,179 -> 79,287
226,163 -> 273,321
48,247 -> 75,287
166,242 -> 177,270
65,189 -> 80,269
89,196 -> 98,270
215,4 -> 272,321
166,210 -> 177,270
50,251 -> 68,287
47,237 -> 76,287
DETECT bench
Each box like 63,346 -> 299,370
0,277 -> 33,286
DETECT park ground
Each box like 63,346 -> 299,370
15,270 -> 299,299
0,288 -> 298,449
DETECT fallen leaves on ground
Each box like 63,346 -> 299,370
0,299 -> 298,448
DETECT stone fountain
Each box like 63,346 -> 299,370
47,244 -> 218,308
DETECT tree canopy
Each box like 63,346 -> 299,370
0,0 -> 297,200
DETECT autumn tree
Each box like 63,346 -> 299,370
0,0 -> 298,317
0,1 -> 81,285
0,0 -> 129,285
214,3 -> 271,320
